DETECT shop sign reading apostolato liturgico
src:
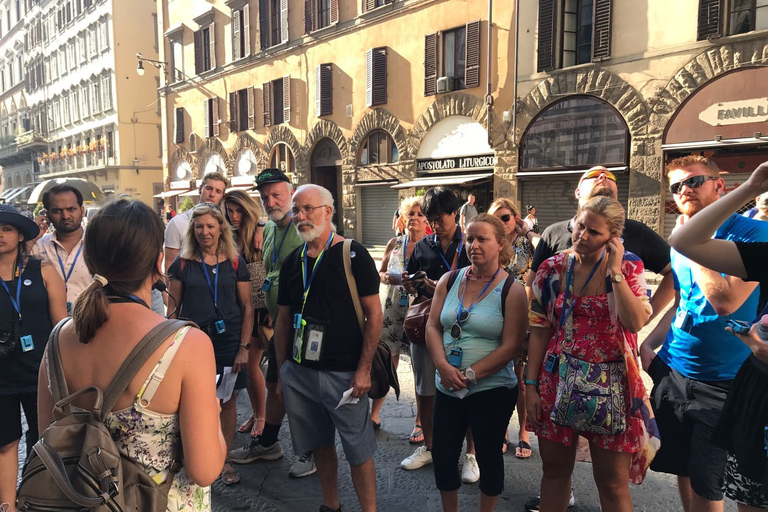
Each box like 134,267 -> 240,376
699,98 -> 768,127
417,154 -> 496,173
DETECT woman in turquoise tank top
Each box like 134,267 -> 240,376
425,213 -> 528,512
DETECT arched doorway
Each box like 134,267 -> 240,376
518,96 -> 630,230
311,138 -> 343,233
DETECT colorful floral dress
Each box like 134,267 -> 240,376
380,235 -> 411,356
527,252 -> 660,484
506,234 -> 533,283
104,327 -> 211,511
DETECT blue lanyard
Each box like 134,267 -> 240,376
456,267 -> 500,327
301,231 -> 335,310
403,235 -> 409,267
1,259 -> 23,321
271,223 -> 292,267
435,232 -> 463,270
199,253 -> 220,312
558,250 -> 605,332
56,241 -> 83,286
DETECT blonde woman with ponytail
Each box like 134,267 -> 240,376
37,199 -> 226,511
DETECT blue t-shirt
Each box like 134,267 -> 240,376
658,214 -> 768,381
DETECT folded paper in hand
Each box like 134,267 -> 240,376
335,387 -> 359,410
216,367 -> 237,403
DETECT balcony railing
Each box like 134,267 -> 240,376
16,131 -> 48,150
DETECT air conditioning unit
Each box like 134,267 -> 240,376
436,76 -> 454,94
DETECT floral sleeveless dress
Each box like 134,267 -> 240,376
380,235 -> 411,356
103,327 -> 211,511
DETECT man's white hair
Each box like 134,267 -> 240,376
294,184 -> 335,214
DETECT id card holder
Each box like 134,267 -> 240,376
293,313 -> 303,330
20,335 -> 34,353
262,278 -> 272,292
215,319 -> 226,334
448,347 -> 463,368
303,322 -> 327,362
399,291 -> 409,307
674,309 -> 693,332
66,301 -> 72,315
544,353 -> 558,373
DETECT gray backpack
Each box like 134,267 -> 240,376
17,318 -> 195,512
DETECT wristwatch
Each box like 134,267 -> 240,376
610,273 -> 624,284
240,343 -> 251,350
463,367 -> 477,384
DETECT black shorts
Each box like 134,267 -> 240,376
266,336 -> 278,384
648,357 -> 731,501
0,392 -> 38,451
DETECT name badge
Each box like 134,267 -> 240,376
399,292 -> 409,307
66,301 -> 72,315
293,313 -> 303,330
215,319 -> 226,334
447,347 -> 463,368
304,324 -> 326,362
20,335 -> 34,353
544,353 -> 558,373
262,278 -> 272,292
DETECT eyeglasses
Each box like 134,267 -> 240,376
291,204 -> 329,217
498,214 -> 512,223
427,214 -> 452,226
580,169 -> 617,184
669,175 -> 716,195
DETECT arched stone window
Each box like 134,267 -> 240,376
521,96 -> 629,171
358,130 -> 398,166
268,142 -> 295,174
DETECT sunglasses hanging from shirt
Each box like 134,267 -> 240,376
450,268 -> 500,340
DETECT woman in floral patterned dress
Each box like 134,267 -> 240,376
370,196 -> 428,431
526,196 -> 659,512
37,200 -> 227,511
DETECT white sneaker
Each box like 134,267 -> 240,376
401,446 -> 433,470
289,452 -> 317,478
461,453 -> 480,483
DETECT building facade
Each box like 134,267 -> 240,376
13,0 -> 164,208
158,0 -> 768,243
0,0 -> 38,206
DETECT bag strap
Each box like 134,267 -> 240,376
100,319 -> 196,420
343,239 -> 365,333
446,269 -> 460,292
47,318 -> 73,403
501,275 -> 514,317
33,441 -> 114,508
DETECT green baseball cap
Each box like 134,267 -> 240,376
255,168 -> 290,189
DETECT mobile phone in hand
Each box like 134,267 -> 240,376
726,318 -> 752,335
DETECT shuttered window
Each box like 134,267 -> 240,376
174,107 -> 184,143
316,64 -> 333,117
260,0 -> 287,50
304,0 -> 314,33
424,32 -> 437,96
537,0 -> 555,72
282,75 -> 291,123
364,0 -> 391,12
366,47 -> 387,107
262,81 -> 271,126
263,77 -> 290,125
231,7 -> 249,61
464,20 -> 480,89
247,86 -> 255,129
194,24 -> 215,73
204,97 -> 220,137
697,0 -> 722,40
591,0 -> 612,61
305,0 -> 337,32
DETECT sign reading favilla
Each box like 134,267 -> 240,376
417,154 -> 496,173
699,98 -> 768,127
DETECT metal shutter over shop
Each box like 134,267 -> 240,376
361,186 -> 399,246
520,173 -> 629,232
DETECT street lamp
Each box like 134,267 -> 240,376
136,53 -> 167,76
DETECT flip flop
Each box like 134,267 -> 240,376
515,440 -> 532,459
238,416 -> 255,434
220,466 -> 241,486
409,424 -> 424,444
251,417 -> 265,438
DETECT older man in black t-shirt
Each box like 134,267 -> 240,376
275,184 -> 381,512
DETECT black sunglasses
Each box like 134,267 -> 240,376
498,214 -> 512,223
669,175 -> 716,195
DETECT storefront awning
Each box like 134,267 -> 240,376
5,187 -> 29,202
153,189 -> 190,198
516,166 -> 628,178
661,138 -> 768,152
391,173 -> 493,190
225,184 -> 254,193
1,187 -> 19,199
179,189 -> 201,197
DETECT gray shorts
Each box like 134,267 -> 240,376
410,342 -> 436,397
280,361 -> 376,465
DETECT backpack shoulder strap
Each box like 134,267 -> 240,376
46,318 -> 73,403
446,269 -> 460,292
100,319 -> 196,420
343,239 -> 365,333
500,275 -> 514,317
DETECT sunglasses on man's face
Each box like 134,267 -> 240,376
580,169 -> 617,183
669,175 -> 716,195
